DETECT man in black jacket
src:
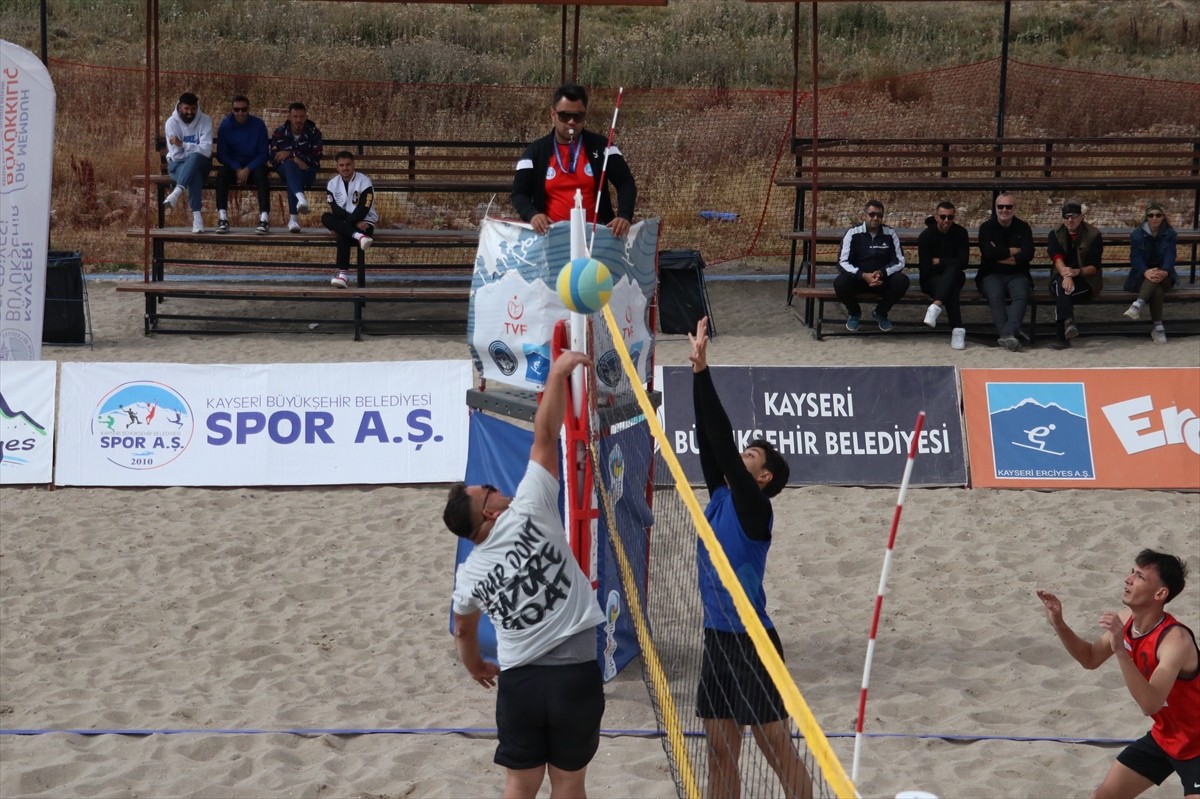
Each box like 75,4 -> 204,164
834,199 -> 909,332
917,200 -> 970,348
976,192 -> 1036,351
512,83 -> 636,237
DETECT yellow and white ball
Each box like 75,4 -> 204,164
557,257 -> 614,315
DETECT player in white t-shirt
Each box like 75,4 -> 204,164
321,151 -> 377,288
443,350 -> 606,799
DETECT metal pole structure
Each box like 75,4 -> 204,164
143,0 -> 153,281
560,6 -> 568,84
572,5 -> 581,83
40,0 -> 48,66
808,1 -> 819,316
994,0 -> 1011,184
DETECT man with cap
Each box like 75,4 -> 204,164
512,82 -> 636,237
1125,202 -> 1178,345
162,91 -> 214,234
1047,199 -> 1104,350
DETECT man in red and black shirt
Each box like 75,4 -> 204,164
512,83 -> 636,237
1037,550 -> 1199,798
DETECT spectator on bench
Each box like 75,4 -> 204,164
1048,200 -> 1104,351
1124,201 -> 1178,345
215,95 -> 271,235
269,102 -> 324,234
512,82 -> 637,238
322,151 -> 377,289
834,199 -> 909,332
917,199 -> 969,349
162,91 -> 213,234
976,192 -> 1035,352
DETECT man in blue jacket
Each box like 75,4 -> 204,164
835,199 -> 909,332
215,95 -> 271,235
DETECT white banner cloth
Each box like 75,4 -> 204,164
0,359 -> 56,483
55,361 -> 471,486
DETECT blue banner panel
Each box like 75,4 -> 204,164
660,366 -> 966,487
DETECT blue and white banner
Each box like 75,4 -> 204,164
0,41 -> 56,361
0,359 -> 56,484
55,361 -> 471,486
469,217 -> 659,392
657,365 -> 966,487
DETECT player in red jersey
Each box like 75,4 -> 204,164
1037,550 -> 1199,799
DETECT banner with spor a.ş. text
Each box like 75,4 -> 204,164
0,41 -> 55,362
658,365 -> 966,486
55,361 -> 471,486
0,359 -> 56,484
962,368 -> 1200,489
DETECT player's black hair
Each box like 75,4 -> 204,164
749,438 -> 790,498
1136,549 -> 1188,602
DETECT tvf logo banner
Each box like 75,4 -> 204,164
962,368 -> 1200,489
55,360 -> 471,486
0,359 -> 55,484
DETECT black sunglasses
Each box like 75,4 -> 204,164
232,106 -> 249,112
556,111 -> 585,123
996,204 -> 1014,210
937,214 -> 956,221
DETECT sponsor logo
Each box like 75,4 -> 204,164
0,388 -> 48,468
596,349 -> 622,388
522,344 -> 550,383
90,381 -> 194,470
488,341 -> 517,376
986,383 -> 1096,479
545,166 -> 556,180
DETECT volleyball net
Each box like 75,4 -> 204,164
585,307 -> 856,799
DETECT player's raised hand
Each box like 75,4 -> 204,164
688,317 -> 710,373
1035,589 -> 1063,624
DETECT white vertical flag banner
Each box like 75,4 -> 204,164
0,41 -> 55,362
0,359 -> 57,484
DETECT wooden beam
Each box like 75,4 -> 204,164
301,1 -> 668,5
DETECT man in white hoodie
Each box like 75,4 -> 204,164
163,92 -> 213,233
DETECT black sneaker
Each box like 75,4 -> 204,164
216,219 -> 230,234
255,220 -> 270,235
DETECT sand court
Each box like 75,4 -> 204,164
1,276 -> 1197,798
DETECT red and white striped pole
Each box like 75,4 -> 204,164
852,410 -> 926,784
588,86 -> 624,252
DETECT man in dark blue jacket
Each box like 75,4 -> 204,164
215,95 -> 271,234
834,199 -> 909,332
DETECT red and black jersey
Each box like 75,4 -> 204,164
1124,613 -> 1200,760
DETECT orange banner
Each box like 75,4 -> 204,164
962,368 -> 1200,490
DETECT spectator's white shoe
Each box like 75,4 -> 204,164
358,235 -> 374,252
1151,328 -> 1167,344
923,304 -> 942,328
288,219 -> 302,233
192,222 -> 206,234
951,327 -> 966,350
163,188 -> 182,209
296,194 -> 310,214
330,272 -> 350,289
1123,303 -> 1141,321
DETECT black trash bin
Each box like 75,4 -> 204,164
657,249 -> 715,336
43,251 -> 88,345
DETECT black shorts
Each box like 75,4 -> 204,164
494,660 -> 604,772
697,627 -> 788,726
1116,732 -> 1200,794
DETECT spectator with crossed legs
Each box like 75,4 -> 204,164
268,102 -> 324,233
1124,201 -> 1178,345
689,317 -> 813,799
321,152 -> 376,289
917,199 -> 970,349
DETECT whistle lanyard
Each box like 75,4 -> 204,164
553,138 -> 583,176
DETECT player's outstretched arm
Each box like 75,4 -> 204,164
530,350 -> 592,474
1035,589 -> 1115,670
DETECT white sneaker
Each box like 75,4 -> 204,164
951,327 -> 966,350
923,304 -> 942,328
358,235 -> 373,252
330,272 -> 350,289
1123,303 -> 1141,321
296,194 -> 310,214
288,219 -> 301,233
192,222 -> 206,234
163,189 -> 181,209
1151,328 -> 1167,344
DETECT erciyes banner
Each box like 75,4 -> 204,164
657,365 -> 966,487
0,359 -> 56,484
55,361 -> 472,486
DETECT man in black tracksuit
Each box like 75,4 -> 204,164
512,83 -> 636,237
835,199 -> 910,332
917,200 -> 970,335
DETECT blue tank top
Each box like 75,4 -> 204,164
698,485 -> 773,633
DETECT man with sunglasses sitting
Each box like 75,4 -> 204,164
834,199 -> 910,332
976,192 -> 1036,351
917,200 -> 970,349
1047,199 -> 1104,350
443,350 -> 607,799
512,82 -> 637,238
214,95 -> 271,235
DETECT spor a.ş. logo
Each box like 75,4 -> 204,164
91,381 -> 194,470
